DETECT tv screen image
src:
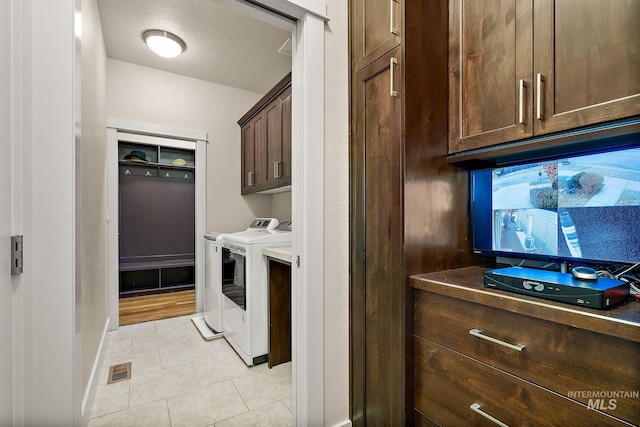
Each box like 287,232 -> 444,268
472,146 -> 640,266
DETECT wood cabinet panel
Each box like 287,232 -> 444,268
413,410 -> 439,427
280,87 -> 292,184
350,1 -> 481,423
414,290 -> 640,424
449,0 -> 640,155
352,0 -> 402,71
352,47 -> 404,425
449,0 -> 533,153
414,337 -> 628,427
533,0 -> 640,135
268,259 -> 291,368
239,74 -> 291,194
264,101 -> 282,184
241,119 -> 257,189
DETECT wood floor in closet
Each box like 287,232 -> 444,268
119,290 -> 196,326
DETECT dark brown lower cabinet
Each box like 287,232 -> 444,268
414,338 -> 629,426
268,259 -> 291,368
412,266 -> 640,426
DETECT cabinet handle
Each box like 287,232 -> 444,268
469,328 -> 526,352
273,161 -> 281,179
518,79 -> 525,124
470,403 -> 509,427
248,171 -> 254,186
536,73 -> 545,121
390,57 -> 398,97
390,0 -> 399,35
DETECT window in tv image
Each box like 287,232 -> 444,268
557,148 -> 640,208
492,208 -> 558,257
492,162 -> 559,210
557,206 -> 640,263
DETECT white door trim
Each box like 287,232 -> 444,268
236,1 -> 326,424
290,11 -> 326,426
106,120 -> 208,328
216,1 -> 327,424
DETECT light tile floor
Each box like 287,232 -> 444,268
88,315 -> 293,426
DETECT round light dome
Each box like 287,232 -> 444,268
142,30 -> 186,58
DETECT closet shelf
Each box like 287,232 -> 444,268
118,159 -> 195,170
119,259 -> 195,271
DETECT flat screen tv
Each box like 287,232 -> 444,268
471,145 -> 640,267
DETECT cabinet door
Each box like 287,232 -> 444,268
352,0 -> 402,71
280,86 -> 292,183
351,47 -> 404,425
265,99 -> 283,184
268,260 -> 291,368
534,0 -> 640,135
241,119 -> 257,193
449,0 -> 533,154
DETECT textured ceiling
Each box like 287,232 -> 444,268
97,0 -> 292,94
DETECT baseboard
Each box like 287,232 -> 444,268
331,420 -> 352,427
81,316 -> 111,424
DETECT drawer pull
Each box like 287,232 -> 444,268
390,57 -> 398,97
469,328 -> 526,352
470,403 -> 509,427
518,79 -> 525,124
390,0 -> 399,35
536,73 -> 545,121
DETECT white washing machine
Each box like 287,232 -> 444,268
222,220 -> 292,365
192,218 -> 280,340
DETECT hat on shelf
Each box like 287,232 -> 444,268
172,158 -> 187,166
124,150 -> 148,162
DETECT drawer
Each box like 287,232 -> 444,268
414,337 -> 630,426
414,290 -> 640,425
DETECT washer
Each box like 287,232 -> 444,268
221,220 -> 292,365
192,218 -> 280,340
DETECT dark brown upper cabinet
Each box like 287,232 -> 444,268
449,0 -> 640,155
352,0 -> 402,72
239,73 -> 291,194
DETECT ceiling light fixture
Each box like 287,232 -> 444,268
142,30 -> 186,58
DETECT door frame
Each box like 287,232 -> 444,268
11,0 -> 326,426
289,12 -> 327,426
215,2 -> 327,424
103,1 -> 327,425
106,120 -> 208,328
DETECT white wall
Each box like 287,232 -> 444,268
79,0 -> 110,419
106,59 -> 291,232
323,0 -> 350,424
271,191 -> 293,221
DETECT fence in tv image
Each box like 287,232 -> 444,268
491,147 -> 640,264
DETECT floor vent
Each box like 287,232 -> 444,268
107,362 -> 131,384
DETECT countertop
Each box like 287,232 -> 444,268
411,266 -> 640,343
263,247 -> 292,264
